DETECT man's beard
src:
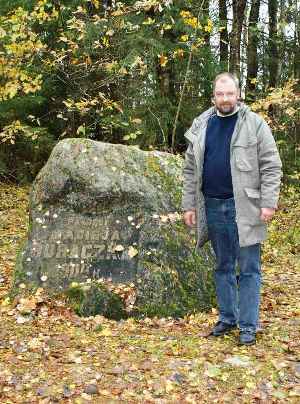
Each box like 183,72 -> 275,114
216,103 -> 236,115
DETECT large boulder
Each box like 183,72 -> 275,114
15,139 -> 215,318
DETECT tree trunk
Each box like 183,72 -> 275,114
268,0 -> 279,88
229,0 -> 247,76
246,0 -> 260,99
277,0 -> 288,83
295,10 -> 300,80
229,0 -> 247,77
219,0 -> 229,69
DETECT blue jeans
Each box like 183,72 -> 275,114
205,197 -> 261,333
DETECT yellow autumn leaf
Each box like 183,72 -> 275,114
286,107 -> 296,116
184,17 -> 200,29
180,10 -> 192,18
143,17 -> 155,25
128,246 -> 138,258
131,117 -> 142,124
70,282 -> 79,288
246,381 -> 256,390
101,327 -> 112,336
99,389 -> 110,396
1,297 -> 10,306
196,38 -> 205,47
158,54 -> 168,67
105,61 -> 118,72
85,55 -> 92,65
17,297 -> 37,315
0,27 -> 6,38
91,0 -> 99,9
59,36 -> 69,43
180,34 -> 189,42
119,67 -> 128,75
204,18 -> 213,33
106,29 -> 114,36
102,37 -> 109,47
111,9 -> 124,16
173,48 -> 184,59
160,215 -> 169,223
165,379 -> 175,393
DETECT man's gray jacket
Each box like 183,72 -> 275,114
182,103 -> 282,248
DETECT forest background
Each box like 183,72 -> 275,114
0,2 -> 299,402
0,0 -> 299,186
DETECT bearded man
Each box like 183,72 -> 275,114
182,72 -> 282,345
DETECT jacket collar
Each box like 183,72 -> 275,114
184,103 -> 250,144
195,102 -> 248,126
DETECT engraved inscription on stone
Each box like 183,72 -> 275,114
23,210 -> 143,285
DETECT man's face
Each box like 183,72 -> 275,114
213,78 -> 239,115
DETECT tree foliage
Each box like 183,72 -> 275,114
0,0 -> 299,183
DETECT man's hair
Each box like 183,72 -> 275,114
213,72 -> 240,93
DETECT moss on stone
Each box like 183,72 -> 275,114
133,220 -> 216,319
65,282 -> 127,320
145,153 -> 183,208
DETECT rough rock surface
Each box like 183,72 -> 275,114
15,139 -> 214,317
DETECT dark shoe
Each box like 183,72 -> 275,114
239,331 -> 256,345
211,321 -> 237,336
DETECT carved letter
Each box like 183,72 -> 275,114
111,230 -> 120,241
31,244 -> 43,258
74,230 -> 85,241
69,244 -> 80,258
62,230 -> 73,241
92,244 -> 106,258
48,231 -> 62,242
81,245 -> 93,258
90,231 -> 100,241
56,244 -> 69,258
43,244 -> 56,258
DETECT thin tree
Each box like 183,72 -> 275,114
294,1 -> 300,81
219,0 -> 229,69
246,0 -> 261,99
171,0 -> 206,152
268,0 -> 279,88
229,0 -> 247,76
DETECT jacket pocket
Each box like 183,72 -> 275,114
235,155 -> 253,171
234,137 -> 258,172
240,187 -> 262,225
244,187 -> 261,199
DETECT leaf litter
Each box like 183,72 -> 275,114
0,183 -> 299,403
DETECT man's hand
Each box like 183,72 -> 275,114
260,207 -> 276,222
183,210 -> 196,227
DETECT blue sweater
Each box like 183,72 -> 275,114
202,112 -> 238,199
